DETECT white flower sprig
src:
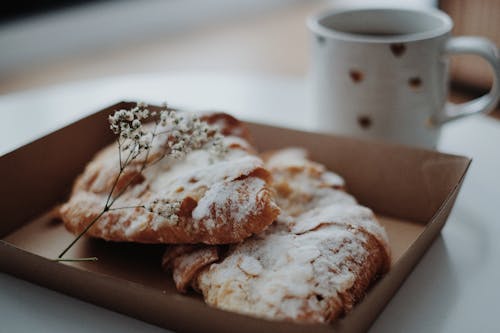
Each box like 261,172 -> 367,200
56,102 -> 226,262
146,199 -> 181,227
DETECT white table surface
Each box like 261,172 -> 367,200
1,73 -> 499,333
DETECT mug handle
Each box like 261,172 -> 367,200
432,36 -> 499,125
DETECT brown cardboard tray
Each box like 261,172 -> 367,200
0,102 -> 470,333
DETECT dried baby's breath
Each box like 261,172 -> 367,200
56,102 -> 226,262
147,199 -> 181,226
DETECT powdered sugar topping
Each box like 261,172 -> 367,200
193,148 -> 390,322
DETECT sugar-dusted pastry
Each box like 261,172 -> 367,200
59,113 -> 279,245
163,148 -> 390,323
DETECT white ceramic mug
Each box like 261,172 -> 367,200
308,7 -> 499,148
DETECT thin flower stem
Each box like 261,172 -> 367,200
56,209 -> 107,259
57,134 -> 138,261
104,141 -> 140,208
104,167 -> 123,208
108,170 -> 143,207
109,123 -> 159,207
155,130 -> 172,136
107,205 -> 145,211
53,257 -> 98,262
140,122 -> 158,173
121,142 -> 138,170
147,151 -> 169,168
57,131 -> 134,261
118,137 -> 123,170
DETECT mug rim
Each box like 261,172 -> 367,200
308,7 -> 453,43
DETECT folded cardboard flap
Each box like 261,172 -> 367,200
0,110 -> 115,237
248,123 -> 470,223
0,102 -> 471,333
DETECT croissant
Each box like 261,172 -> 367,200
59,113 -> 279,244
162,148 -> 390,323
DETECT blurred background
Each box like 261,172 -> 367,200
0,0 -> 498,115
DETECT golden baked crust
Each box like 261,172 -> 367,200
59,113 -> 280,244
163,148 -> 390,323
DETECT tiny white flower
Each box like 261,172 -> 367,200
125,111 -> 133,121
120,122 -> 130,131
110,103 -> 227,172
146,198 -> 181,226
132,119 -> 141,129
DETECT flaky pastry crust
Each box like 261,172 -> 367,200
59,113 -> 279,244
163,148 -> 390,323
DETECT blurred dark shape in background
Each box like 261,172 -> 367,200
1,0 -> 105,24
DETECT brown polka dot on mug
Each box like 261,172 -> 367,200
408,77 -> 422,90
357,115 -> 372,129
349,69 -> 364,83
